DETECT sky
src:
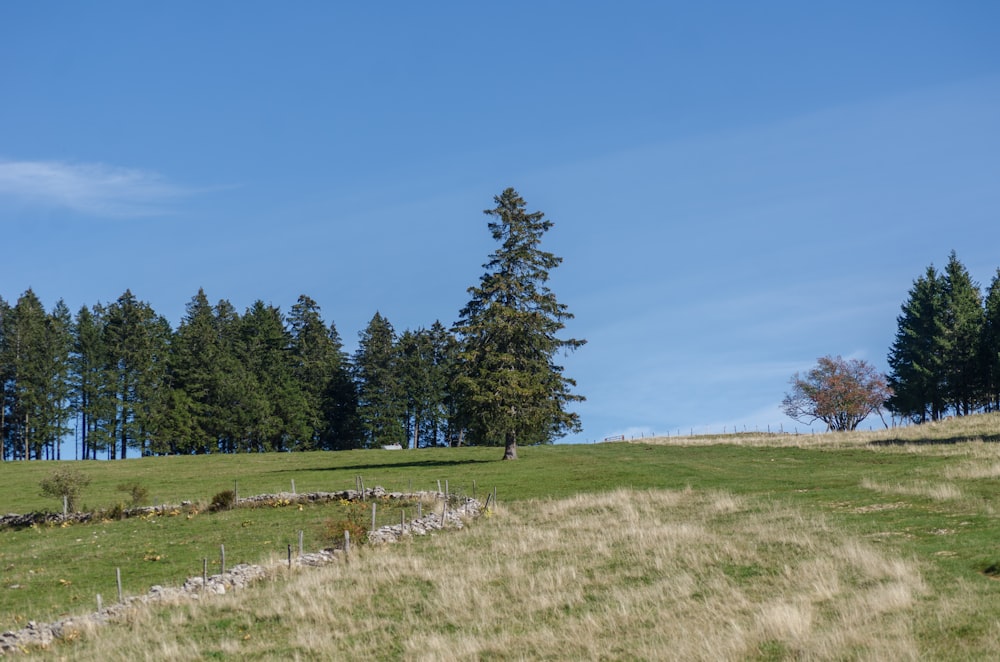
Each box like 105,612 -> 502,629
2,2 -> 999,443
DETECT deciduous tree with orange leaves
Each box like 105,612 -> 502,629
782,356 -> 891,431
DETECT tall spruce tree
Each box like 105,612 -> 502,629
941,252 -> 984,415
319,320 -> 360,450
288,294 -> 341,450
354,312 -> 405,448
236,300 -> 307,452
6,290 -> 51,459
159,289 -> 221,454
0,296 -> 9,460
888,266 -> 948,422
453,188 -> 584,460
43,300 -> 74,460
982,270 -> 1000,411
102,290 -> 171,459
71,305 -> 112,460
398,328 -> 438,449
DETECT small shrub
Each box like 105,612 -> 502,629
39,469 -> 91,512
321,501 -> 369,547
116,481 -> 149,507
210,490 -> 236,512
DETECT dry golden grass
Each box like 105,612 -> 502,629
633,411 -> 1000,450
860,477 -> 964,501
41,488 -> 934,661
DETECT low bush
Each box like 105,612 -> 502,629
116,481 -> 149,507
321,501 -> 369,547
209,490 -> 236,512
39,468 -> 91,512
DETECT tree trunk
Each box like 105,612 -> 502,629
502,430 -> 518,460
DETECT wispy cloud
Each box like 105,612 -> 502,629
0,158 -> 186,218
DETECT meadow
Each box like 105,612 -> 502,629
2,414 -> 999,659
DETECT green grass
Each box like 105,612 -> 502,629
2,413 -> 1000,658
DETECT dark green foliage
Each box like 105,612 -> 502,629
453,188 -> 585,459
983,271 -> 1000,411
102,290 -> 172,458
941,252 -> 985,415
888,266 -> 948,422
397,323 -> 457,448
71,304 -> 112,460
354,312 -> 406,448
0,291 -> 74,460
888,252 -> 999,421
38,467 -> 91,511
288,295 -> 359,450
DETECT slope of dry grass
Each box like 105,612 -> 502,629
39,488 -> 941,661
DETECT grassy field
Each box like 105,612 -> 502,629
2,414 -> 1000,659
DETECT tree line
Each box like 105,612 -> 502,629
779,251 -> 1000,433
887,251 -> 1000,422
0,188 -> 584,461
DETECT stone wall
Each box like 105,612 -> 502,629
0,489 -> 483,656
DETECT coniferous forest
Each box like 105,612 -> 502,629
887,251 -> 1000,423
0,189 -> 584,461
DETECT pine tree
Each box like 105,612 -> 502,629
398,328 -> 437,449
940,252 -> 985,415
287,295 -> 338,450
43,300 -> 74,459
71,304 -> 116,460
982,270 -> 1000,411
158,289 -> 220,454
236,301 -> 305,452
209,298 -> 249,453
0,296 -> 9,460
319,320 -> 360,450
354,312 -> 405,448
102,290 -> 171,459
453,188 -> 585,460
887,266 -> 948,422
6,290 -> 50,459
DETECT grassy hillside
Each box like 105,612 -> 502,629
3,413 -> 1000,659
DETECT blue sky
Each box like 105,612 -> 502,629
2,2 -> 999,442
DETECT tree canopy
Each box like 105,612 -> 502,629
453,188 -> 585,459
782,355 -> 890,432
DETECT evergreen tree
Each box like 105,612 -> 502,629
158,289 -> 220,454
940,252 -> 984,415
0,296 -> 9,460
887,266 -> 948,422
982,270 -> 1000,411
43,300 -> 74,459
398,328 -> 436,449
71,305 -> 112,460
453,188 -> 585,460
287,295 -> 336,450
6,290 -> 51,459
320,320 -> 360,450
235,300 -> 307,452
102,290 -> 171,459
354,312 -> 405,448
209,298 -> 249,453
427,321 -> 461,447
